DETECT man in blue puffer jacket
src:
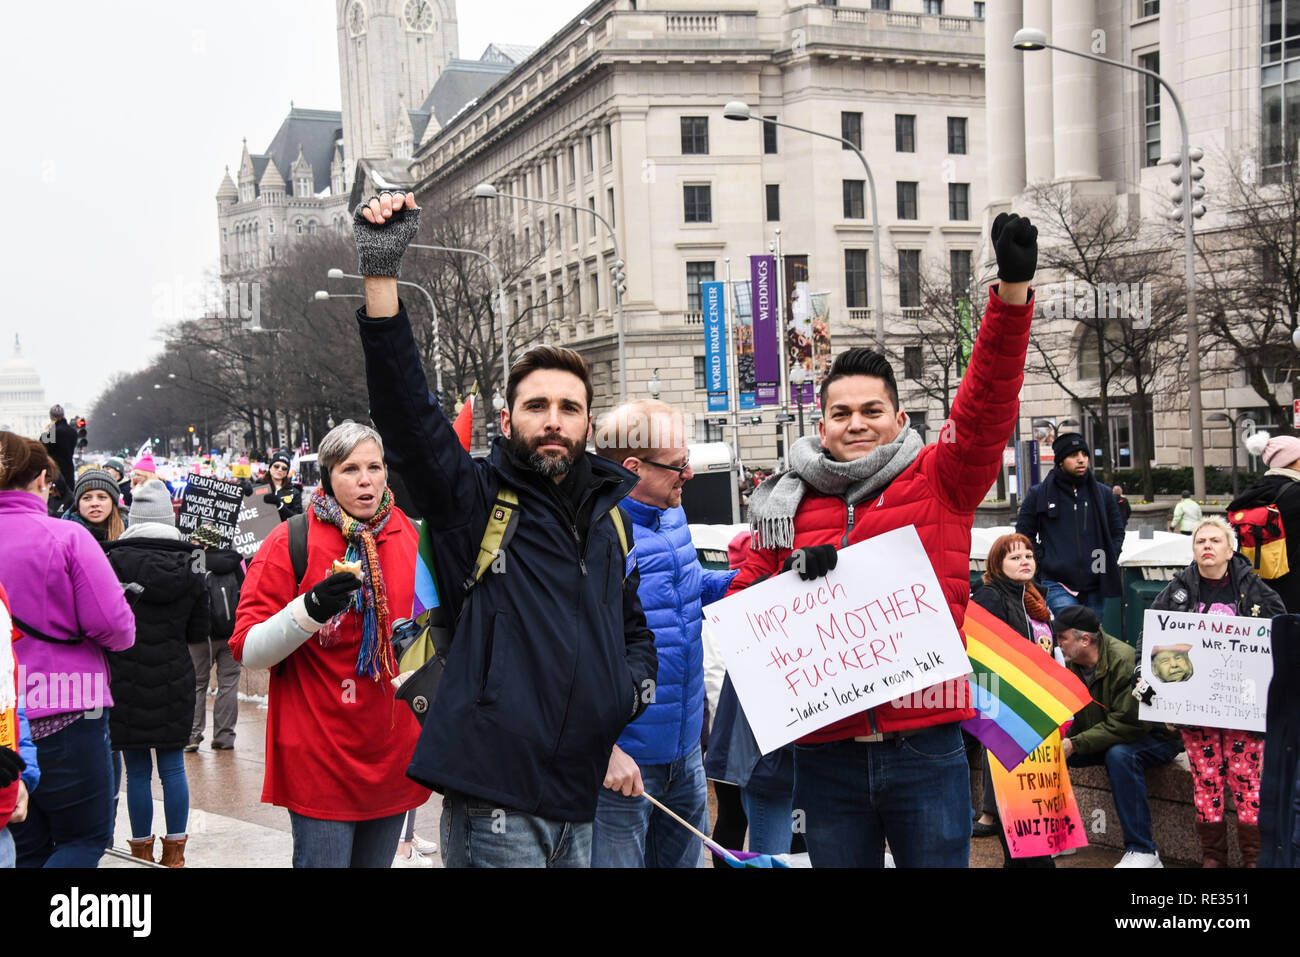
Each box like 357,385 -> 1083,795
591,400 -> 736,867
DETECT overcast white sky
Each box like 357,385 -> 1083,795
0,0 -> 590,414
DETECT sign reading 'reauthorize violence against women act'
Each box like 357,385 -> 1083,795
703,526 -> 972,754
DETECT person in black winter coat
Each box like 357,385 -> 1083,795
40,405 -> 77,505
1015,432 -> 1125,619
102,480 -> 208,867
262,452 -> 304,522
1230,431 -> 1300,613
185,524 -> 244,752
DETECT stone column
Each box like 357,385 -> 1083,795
1022,0 -> 1055,183
1051,0 -> 1101,182
986,0 -> 1027,202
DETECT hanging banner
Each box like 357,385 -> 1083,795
732,280 -> 757,410
702,281 -> 728,412
810,291 -> 833,407
788,281 -> 815,406
990,730 -> 1089,858
750,255 -> 780,406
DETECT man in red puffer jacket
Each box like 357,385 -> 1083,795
727,212 -> 1037,867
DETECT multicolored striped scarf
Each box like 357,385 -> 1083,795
310,486 -> 396,681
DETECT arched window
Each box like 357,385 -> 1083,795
308,220 -> 317,235
296,219 -> 304,235
268,219 -> 275,234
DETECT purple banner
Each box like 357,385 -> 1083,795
750,255 -> 779,406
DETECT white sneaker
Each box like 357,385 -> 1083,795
393,846 -> 433,868
1114,850 -> 1163,868
410,833 -> 439,856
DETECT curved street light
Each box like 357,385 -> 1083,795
327,268 -> 444,397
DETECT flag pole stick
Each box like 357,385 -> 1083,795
642,791 -> 742,863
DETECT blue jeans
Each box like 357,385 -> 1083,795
114,749 -> 189,839
591,744 -> 708,868
440,790 -> 592,868
793,723 -> 971,867
740,786 -> 794,856
289,810 -> 406,868
1039,575 -> 1107,619
11,714 -> 113,868
1068,733 -> 1184,854
0,828 -> 13,868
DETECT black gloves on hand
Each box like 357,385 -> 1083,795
991,212 -> 1038,283
0,746 -> 25,789
781,544 -> 839,582
304,572 -> 363,624
263,492 -> 277,504
353,193 -> 421,278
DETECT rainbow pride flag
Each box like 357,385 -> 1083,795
959,602 -> 1093,770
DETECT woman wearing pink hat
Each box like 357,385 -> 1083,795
1231,431 -> 1300,613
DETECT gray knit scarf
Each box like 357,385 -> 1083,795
748,424 -> 924,550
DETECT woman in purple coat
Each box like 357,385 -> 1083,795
0,433 -> 135,867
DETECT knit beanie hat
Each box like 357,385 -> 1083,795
128,479 -> 175,527
1264,434 -> 1300,470
134,452 -> 157,474
104,457 -> 127,478
73,468 -> 120,506
1053,432 -> 1089,462
189,523 -> 223,549
269,452 -> 292,470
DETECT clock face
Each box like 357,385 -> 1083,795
348,1 -> 366,37
404,0 -> 434,32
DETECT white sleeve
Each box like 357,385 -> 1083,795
701,620 -> 726,735
239,595 -> 324,670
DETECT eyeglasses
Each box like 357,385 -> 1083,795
638,457 -> 689,476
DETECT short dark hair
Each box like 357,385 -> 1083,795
0,431 -> 58,490
819,348 -> 899,411
506,345 -> 593,413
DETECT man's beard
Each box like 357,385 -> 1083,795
508,431 -> 580,478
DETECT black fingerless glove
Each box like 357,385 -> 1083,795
353,195 -> 421,278
781,544 -> 839,581
304,572 -> 362,624
991,212 -> 1038,283
0,746 -> 25,789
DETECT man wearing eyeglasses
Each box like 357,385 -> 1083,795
592,400 -> 737,867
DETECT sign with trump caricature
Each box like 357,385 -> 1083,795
1139,610 -> 1273,733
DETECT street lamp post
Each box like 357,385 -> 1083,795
1206,411 -> 1243,498
326,269 -> 443,398
1012,27 -> 1208,501
473,183 -> 628,401
790,363 -> 807,437
408,244 -> 509,398
723,101 -> 886,343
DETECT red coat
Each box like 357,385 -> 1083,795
230,508 -> 430,820
0,583 -> 17,829
728,287 -> 1033,740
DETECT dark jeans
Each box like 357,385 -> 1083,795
288,810 -> 406,868
11,714 -> 113,867
793,723 -> 970,867
591,744 -> 708,868
116,748 -> 189,839
1068,733 -> 1184,854
1039,575 -> 1107,620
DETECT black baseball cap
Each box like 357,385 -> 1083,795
1052,604 -> 1100,636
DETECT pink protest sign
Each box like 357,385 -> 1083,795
990,730 -> 1088,858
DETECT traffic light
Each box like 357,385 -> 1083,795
75,417 -> 87,449
611,259 -> 627,299
1166,147 -> 1207,223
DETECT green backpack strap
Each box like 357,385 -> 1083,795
464,488 -> 521,591
608,506 -> 630,578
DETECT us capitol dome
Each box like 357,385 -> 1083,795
0,334 -> 49,439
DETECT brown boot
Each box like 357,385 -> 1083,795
1195,820 -> 1228,868
159,836 -> 187,868
1236,823 -> 1260,869
127,836 -> 156,863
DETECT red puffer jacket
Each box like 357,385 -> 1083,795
728,286 -> 1033,739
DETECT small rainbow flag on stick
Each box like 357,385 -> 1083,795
959,602 -> 1093,770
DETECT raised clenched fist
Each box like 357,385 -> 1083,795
991,212 -> 1038,284
353,191 -> 421,278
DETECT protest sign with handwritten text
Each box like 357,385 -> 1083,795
703,526 -> 971,753
991,730 -> 1087,857
178,474 -> 244,545
232,486 -> 281,561
1139,609 -> 1272,732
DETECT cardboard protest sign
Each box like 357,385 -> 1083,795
178,474 -> 244,545
1139,609 -> 1272,733
990,730 -> 1088,857
232,485 -> 281,561
231,464 -> 251,479
703,526 -> 971,753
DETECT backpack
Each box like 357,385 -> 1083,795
1230,502 -> 1291,580
206,567 -> 243,641
283,490 -> 631,722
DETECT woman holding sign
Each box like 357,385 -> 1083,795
969,533 -> 1055,867
1148,516 -> 1284,867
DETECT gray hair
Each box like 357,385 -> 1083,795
318,421 -> 385,494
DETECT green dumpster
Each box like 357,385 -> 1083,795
1123,580 -> 1168,650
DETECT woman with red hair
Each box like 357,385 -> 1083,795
970,532 -> 1055,867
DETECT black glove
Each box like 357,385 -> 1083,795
991,212 -> 1038,283
263,491 -> 277,504
353,193 -> 421,278
304,572 -> 362,624
0,746 -> 25,789
781,545 -> 838,581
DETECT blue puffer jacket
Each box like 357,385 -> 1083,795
617,498 -> 735,766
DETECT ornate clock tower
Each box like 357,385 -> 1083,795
336,0 -> 459,189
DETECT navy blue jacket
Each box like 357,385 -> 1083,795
357,305 -> 658,822
617,498 -> 734,765
1016,467 -> 1125,598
